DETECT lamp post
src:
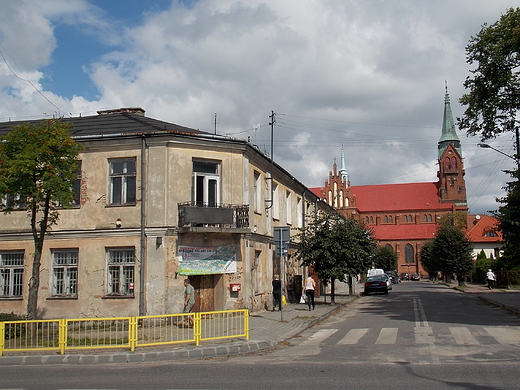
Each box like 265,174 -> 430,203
477,143 -> 518,166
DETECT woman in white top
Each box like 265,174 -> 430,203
303,274 -> 316,310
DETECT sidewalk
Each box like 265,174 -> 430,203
0,294 -> 357,366
447,281 -> 520,316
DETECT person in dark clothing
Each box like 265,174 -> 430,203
272,274 -> 282,311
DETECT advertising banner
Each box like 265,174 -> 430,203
178,245 -> 237,275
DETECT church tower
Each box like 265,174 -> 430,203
437,85 -> 467,207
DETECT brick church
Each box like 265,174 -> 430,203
310,89 -> 475,278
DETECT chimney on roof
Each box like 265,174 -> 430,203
97,107 -> 146,116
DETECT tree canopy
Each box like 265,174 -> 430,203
0,120 -> 82,319
458,6 -> 520,156
373,245 -> 397,271
495,168 -> 520,270
296,212 -> 376,299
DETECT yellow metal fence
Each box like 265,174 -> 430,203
0,310 -> 249,356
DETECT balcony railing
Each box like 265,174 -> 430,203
178,202 -> 249,229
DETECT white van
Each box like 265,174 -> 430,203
367,268 -> 384,277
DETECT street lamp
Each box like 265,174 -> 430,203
477,143 -> 517,163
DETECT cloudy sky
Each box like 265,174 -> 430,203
0,0 -> 518,215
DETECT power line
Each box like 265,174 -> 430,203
0,43 -> 62,114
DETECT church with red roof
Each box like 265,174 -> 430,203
310,89 -> 502,277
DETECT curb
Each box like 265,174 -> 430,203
478,296 -> 520,316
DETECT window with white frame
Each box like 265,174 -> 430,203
286,191 -> 292,225
0,251 -> 24,298
253,171 -> 261,213
297,197 -> 303,228
272,182 -> 279,220
51,249 -> 78,297
106,248 -> 135,296
193,160 -> 220,207
109,158 -> 136,206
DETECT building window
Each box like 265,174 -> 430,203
370,216 -> 374,224
51,249 -> 78,297
0,251 -> 24,298
297,197 -> 303,228
385,244 -> 393,252
71,161 -> 82,207
109,158 -> 136,205
405,244 -> 414,264
193,160 -> 220,207
384,216 -> 388,223
286,191 -> 292,225
253,171 -> 261,213
106,248 -> 135,296
272,182 -> 279,220
389,215 -> 393,223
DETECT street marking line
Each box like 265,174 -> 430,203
337,328 -> 370,344
414,326 -> 435,344
301,329 -> 338,345
449,327 -> 479,345
484,327 -> 520,345
375,328 -> 398,344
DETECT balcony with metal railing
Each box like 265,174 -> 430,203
178,202 -> 249,232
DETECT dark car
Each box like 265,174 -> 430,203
385,270 -> 400,284
411,273 -> 420,281
400,273 -> 409,281
364,275 -> 389,295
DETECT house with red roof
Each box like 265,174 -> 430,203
310,89 -> 502,277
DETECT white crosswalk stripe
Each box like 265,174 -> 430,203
337,328 -> 370,344
312,326 -> 520,346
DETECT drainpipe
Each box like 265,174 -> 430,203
139,135 -> 147,316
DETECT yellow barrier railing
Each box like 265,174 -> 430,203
0,309 -> 248,356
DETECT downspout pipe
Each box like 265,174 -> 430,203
139,135 -> 147,316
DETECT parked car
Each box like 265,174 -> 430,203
383,274 -> 393,290
411,273 -> 420,281
364,275 -> 389,295
385,270 -> 400,284
400,273 -> 409,281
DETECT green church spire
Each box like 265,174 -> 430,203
438,83 -> 462,159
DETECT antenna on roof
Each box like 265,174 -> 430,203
214,113 -> 217,135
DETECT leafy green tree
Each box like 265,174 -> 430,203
297,213 -> 376,300
0,120 -> 82,319
458,7 -> 520,155
431,224 -> 474,286
438,211 -> 467,230
373,245 -> 397,271
419,239 -> 439,280
495,168 -> 520,270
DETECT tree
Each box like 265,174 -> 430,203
419,239 -> 439,280
0,120 -> 82,319
495,168 -> 520,270
296,213 -> 376,300
373,245 -> 397,271
458,7 -> 520,156
431,224 -> 474,286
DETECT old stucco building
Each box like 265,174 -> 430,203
0,108 -> 334,319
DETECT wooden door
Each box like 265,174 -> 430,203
190,275 -> 215,312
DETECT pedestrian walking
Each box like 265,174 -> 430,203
183,279 -> 195,327
272,274 -> 282,311
303,274 -> 316,311
486,269 -> 496,290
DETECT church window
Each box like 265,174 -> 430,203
389,215 -> 393,223
384,216 -> 388,223
451,157 -> 457,170
405,244 -> 414,264
445,157 -> 451,170
385,244 -> 393,252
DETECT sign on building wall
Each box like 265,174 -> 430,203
177,245 -> 237,275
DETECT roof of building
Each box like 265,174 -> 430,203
0,108 -> 203,138
370,223 -> 437,241
466,214 -> 503,243
352,182 -> 456,212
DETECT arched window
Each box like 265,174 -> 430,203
405,244 -> 414,264
404,215 -> 408,223
451,157 -> 457,170
366,217 -> 370,224
385,244 -> 393,252
370,216 -> 374,224
384,216 -> 388,223
328,190 -> 332,206
445,157 -> 451,170
345,197 -> 349,207
339,190 -> 344,208
389,215 -> 393,223
424,214 -> 428,222
409,215 -> 413,222
428,214 -> 432,222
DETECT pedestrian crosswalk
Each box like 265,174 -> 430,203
303,326 -> 520,347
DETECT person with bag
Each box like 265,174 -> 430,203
272,274 -> 282,311
303,274 -> 316,311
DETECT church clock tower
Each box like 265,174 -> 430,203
437,86 -> 467,208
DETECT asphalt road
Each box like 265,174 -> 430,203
3,282 -> 520,389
